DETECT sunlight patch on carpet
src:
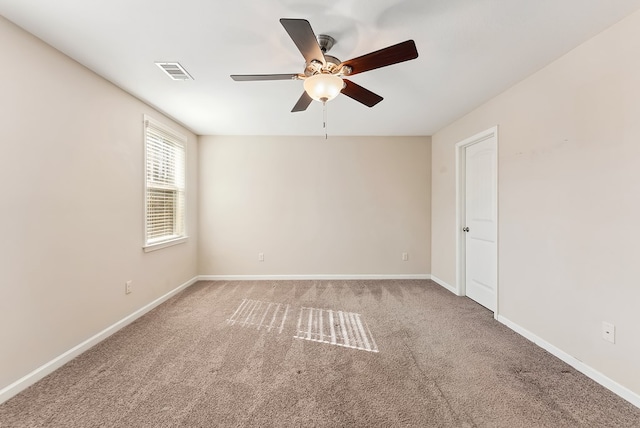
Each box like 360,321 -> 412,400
226,299 -> 290,334
294,307 -> 378,353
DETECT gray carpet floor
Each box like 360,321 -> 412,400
1,280 -> 639,427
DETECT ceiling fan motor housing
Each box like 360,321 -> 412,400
324,55 -> 341,72
304,55 -> 341,77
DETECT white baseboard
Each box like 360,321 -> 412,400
198,274 -> 431,281
0,276 -> 199,405
430,274 -> 460,295
497,315 -> 640,409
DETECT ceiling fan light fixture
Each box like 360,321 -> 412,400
303,73 -> 343,103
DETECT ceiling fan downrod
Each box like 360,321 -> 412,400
317,34 -> 336,53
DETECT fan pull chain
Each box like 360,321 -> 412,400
323,101 -> 328,140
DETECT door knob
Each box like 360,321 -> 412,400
463,227 -> 470,232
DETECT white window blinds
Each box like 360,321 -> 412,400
144,117 -> 186,248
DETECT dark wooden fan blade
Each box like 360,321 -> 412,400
230,74 -> 299,81
341,79 -> 383,107
339,40 -> 418,76
280,18 -> 325,65
291,91 -> 313,112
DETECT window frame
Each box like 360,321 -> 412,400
142,115 -> 188,252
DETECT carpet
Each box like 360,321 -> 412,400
0,280 -> 638,427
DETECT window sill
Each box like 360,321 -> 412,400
143,236 -> 188,253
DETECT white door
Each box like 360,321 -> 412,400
464,135 -> 497,311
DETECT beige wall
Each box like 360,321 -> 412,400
199,135 -> 431,276
432,10 -> 640,395
0,17 -> 198,390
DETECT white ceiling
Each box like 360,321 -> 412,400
2,0 -> 640,136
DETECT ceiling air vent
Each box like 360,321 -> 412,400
155,62 -> 193,80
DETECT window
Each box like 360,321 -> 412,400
144,116 -> 186,251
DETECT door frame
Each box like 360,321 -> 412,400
455,126 -> 499,318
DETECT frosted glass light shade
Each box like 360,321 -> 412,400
303,73 -> 343,103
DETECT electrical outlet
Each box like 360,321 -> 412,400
402,252 -> 409,261
125,280 -> 132,295
602,322 -> 615,343
258,252 -> 264,262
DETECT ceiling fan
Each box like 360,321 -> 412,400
231,19 -> 419,112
